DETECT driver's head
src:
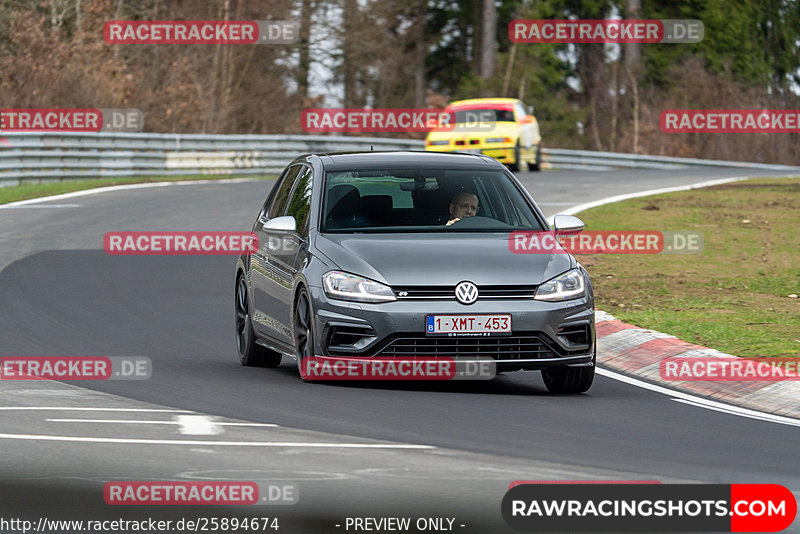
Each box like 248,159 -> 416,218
449,191 -> 479,220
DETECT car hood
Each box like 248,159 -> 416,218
314,233 -> 573,286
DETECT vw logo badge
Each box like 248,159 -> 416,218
455,281 -> 479,305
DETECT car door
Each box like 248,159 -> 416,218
251,164 -> 302,343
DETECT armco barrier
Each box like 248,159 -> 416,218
543,148 -> 800,171
0,133 -> 423,185
1,132 -> 798,185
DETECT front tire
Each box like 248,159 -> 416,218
507,140 -> 521,172
235,275 -> 282,367
293,287 -> 315,380
542,345 -> 595,393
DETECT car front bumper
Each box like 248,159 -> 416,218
307,286 -> 595,372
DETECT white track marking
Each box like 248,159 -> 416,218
0,432 -> 435,448
548,176 -> 750,223
3,204 -> 82,209
46,418 -> 277,427
0,178 -> 257,209
672,399 -> 800,427
175,415 -> 223,435
597,368 -> 800,428
0,407 -> 193,412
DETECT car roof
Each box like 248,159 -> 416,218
294,150 -> 504,171
446,97 -> 521,107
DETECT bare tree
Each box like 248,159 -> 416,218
343,0 -> 357,107
298,0 -> 313,100
479,0 -> 496,83
624,0 -> 642,153
624,0 -> 641,71
413,0 -> 426,108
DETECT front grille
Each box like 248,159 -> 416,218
375,332 -> 565,360
394,285 -> 538,300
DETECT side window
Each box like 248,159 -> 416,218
268,165 -> 302,218
259,168 -> 288,218
286,166 -> 314,235
514,102 -> 527,121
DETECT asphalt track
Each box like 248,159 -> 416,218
1,167 -> 799,532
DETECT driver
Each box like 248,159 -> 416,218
446,191 -> 479,226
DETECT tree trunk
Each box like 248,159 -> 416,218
624,0 -> 641,72
627,68 -> 639,154
610,60 -> 618,152
75,0 -> 82,45
479,0 -> 496,83
298,0 -> 313,101
414,0 -> 426,108
343,0 -> 357,108
502,43 -> 516,96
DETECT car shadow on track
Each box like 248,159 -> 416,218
266,362 -> 590,397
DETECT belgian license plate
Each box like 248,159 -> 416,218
426,314 -> 511,336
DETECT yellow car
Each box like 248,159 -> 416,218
424,97 -> 542,171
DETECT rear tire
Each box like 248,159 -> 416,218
542,346 -> 595,393
235,275 -> 282,368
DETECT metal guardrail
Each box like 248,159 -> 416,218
1,132 -> 798,185
0,133 -> 423,185
542,148 -> 800,171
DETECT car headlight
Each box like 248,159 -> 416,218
427,140 -> 449,146
534,269 -> 585,301
322,271 -> 396,303
485,137 -> 511,143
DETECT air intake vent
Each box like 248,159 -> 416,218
556,324 -> 591,348
326,324 -> 377,355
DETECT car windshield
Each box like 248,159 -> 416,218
451,108 -> 515,123
321,167 -> 545,233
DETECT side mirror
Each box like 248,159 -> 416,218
553,214 -> 584,234
263,215 -> 297,233
522,115 -> 535,124
528,104 -> 534,115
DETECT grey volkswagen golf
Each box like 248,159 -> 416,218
235,151 -> 595,393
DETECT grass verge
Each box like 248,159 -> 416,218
577,177 -> 800,358
0,175 -> 277,205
